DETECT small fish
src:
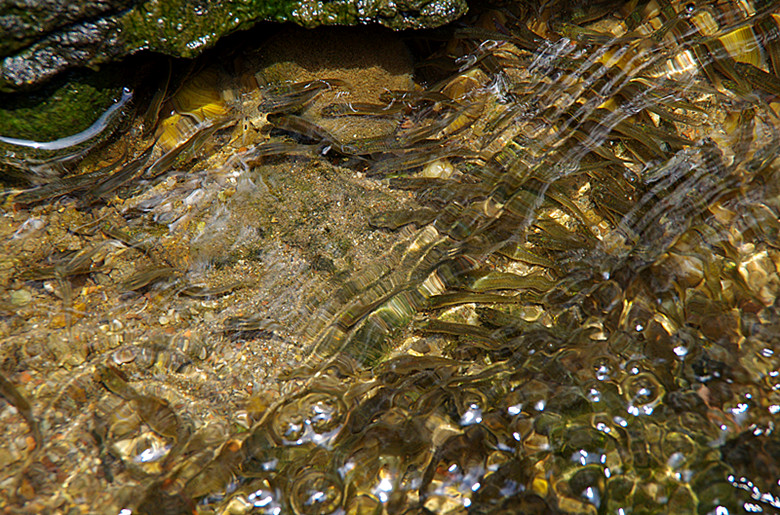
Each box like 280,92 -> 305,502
418,319 -> 502,347
145,118 -> 233,178
96,364 -> 182,440
142,59 -> 173,139
470,271 -> 556,293
122,267 -> 178,291
369,208 -> 438,230
734,61 -> 780,96
22,244 -> 106,281
89,144 -> 156,199
0,372 -> 42,451
321,102 -> 404,117
266,113 -> 337,144
178,281 -> 243,298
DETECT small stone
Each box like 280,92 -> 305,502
411,339 -> 431,354
49,314 -> 68,329
10,289 -> 32,306
421,159 -> 455,179
113,348 -> 136,364
18,478 -> 35,500
224,496 -> 251,515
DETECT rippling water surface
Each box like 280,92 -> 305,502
2,1 -> 780,513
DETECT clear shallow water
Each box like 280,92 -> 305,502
1,2 -> 780,514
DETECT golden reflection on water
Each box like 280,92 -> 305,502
2,1 -> 780,513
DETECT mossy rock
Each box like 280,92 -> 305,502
0,65 -> 133,183
0,71 -> 126,142
0,0 -> 468,92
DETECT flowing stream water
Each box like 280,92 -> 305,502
1,1 -> 780,513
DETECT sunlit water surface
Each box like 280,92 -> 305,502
1,1 -> 780,514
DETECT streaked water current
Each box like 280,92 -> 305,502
1,1 -> 780,513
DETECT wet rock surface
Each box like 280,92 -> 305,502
0,0 -> 467,92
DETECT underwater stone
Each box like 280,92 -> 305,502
0,0 -> 468,92
0,69 -> 127,142
0,67 -> 130,181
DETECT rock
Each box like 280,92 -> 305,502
0,0 -> 468,93
0,69 -> 128,143
0,67 -> 131,183
9,289 -> 31,306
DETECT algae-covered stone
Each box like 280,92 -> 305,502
0,0 -> 467,92
0,70 -> 127,142
0,67 -> 131,182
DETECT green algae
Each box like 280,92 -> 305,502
0,71 -> 125,142
0,0 -> 466,93
118,0 -> 467,60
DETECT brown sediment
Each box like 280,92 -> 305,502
252,26 -> 415,142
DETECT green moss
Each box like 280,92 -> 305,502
120,1 -> 288,58
1,0 -> 466,94
116,0 -> 467,59
0,71 -> 124,142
